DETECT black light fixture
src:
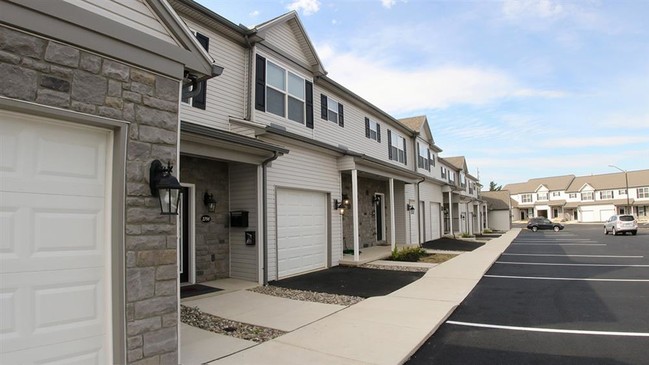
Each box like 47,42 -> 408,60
407,204 -> 415,212
334,195 -> 351,215
203,191 -> 216,213
149,160 -> 182,215
372,195 -> 381,206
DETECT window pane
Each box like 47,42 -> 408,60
370,129 -> 377,140
287,96 -> 304,123
327,110 -> 338,123
287,72 -> 304,99
267,87 -> 285,117
267,62 -> 285,90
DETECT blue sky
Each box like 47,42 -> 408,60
196,0 -> 649,187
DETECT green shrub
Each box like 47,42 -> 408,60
483,228 -> 493,233
460,232 -> 474,238
388,246 -> 427,262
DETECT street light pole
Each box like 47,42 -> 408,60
609,165 -> 630,215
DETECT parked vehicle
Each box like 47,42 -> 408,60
527,217 -> 564,232
604,214 -> 638,235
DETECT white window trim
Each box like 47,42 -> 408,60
390,132 -> 406,163
265,59 -> 308,124
369,119 -> 379,141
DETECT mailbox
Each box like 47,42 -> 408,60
230,210 -> 249,227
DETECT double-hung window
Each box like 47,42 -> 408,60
417,143 -> 430,171
365,118 -> 381,141
599,191 -> 613,200
569,193 -> 577,199
388,130 -> 406,164
638,187 -> 649,198
441,166 -> 447,179
321,95 -> 344,126
255,55 -> 314,128
537,193 -> 548,200
581,192 -> 594,201
521,194 -> 532,203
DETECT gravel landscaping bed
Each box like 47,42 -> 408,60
181,305 -> 285,343
249,285 -> 364,306
360,263 -> 430,272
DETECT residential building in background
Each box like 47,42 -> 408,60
504,170 -> 649,223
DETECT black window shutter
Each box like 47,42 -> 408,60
417,142 -> 420,167
427,149 -> 432,170
321,94 -> 328,120
305,81 -> 314,129
338,103 -> 344,127
387,129 -> 392,159
403,138 -> 407,165
255,54 -> 266,111
365,117 -> 370,138
376,123 -> 381,142
192,33 -> 209,110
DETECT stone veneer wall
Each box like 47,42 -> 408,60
1,26 -> 181,365
179,155 -> 230,281
341,175 -> 389,249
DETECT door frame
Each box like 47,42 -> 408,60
180,183 -> 196,285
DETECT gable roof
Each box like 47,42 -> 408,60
504,175 -> 575,194
481,190 -> 512,210
565,169 -> 649,192
252,11 -> 326,76
444,156 -> 468,172
398,116 -> 442,152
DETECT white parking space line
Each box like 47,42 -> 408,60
517,239 -> 592,241
485,275 -> 649,282
502,253 -> 644,258
496,261 -> 649,268
512,243 -> 605,246
446,321 -> 649,337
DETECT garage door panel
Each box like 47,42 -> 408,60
1,268 -> 106,353
277,189 -> 327,278
1,336 -> 105,364
0,113 -> 109,197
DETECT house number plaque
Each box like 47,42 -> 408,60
201,215 -> 212,223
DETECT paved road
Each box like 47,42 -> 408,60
407,224 -> 649,364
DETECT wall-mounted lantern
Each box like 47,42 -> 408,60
372,195 -> 381,206
149,160 -> 182,215
334,194 -> 351,215
203,191 -> 216,213
443,207 -> 449,215
406,204 -> 415,213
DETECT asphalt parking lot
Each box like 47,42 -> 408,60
407,224 -> 649,364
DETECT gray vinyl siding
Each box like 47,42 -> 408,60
229,163 -> 259,282
263,138 -> 342,281
262,20 -> 310,66
63,0 -> 178,45
393,182 -> 407,245
180,18 -> 247,131
313,84 -> 414,170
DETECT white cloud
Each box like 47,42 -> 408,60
539,135 -> 649,148
317,45 -> 565,114
249,10 -> 260,17
286,0 -> 320,15
381,0 -> 396,9
502,0 -> 564,20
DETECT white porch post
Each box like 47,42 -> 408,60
484,204 -> 489,231
352,169 -> 360,262
389,178 -> 396,250
448,190 -> 453,235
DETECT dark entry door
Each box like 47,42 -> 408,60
180,186 -> 190,283
375,194 -> 384,241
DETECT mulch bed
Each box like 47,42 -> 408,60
422,237 -> 485,251
269,266 -> 424,298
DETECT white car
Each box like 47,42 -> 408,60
604,214 -> 638,236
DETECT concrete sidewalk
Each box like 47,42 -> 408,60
186,229 -> 520,365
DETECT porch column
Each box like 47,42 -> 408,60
448,190 -> 453,235
352,169 -> 360,262
484,204 -> 489,231
389,178 -> 396,250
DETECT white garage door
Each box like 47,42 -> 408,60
0,110 -> 112,363
429,203 -> 440,240
277,189 -> 327,279
581,210 -> 595,222
600,210 -> 615,222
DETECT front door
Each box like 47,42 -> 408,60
180,186 -> 190,283
375,194 -> 384,241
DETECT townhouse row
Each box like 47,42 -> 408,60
0,0 -> 487,363
504,170 -> 649,223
